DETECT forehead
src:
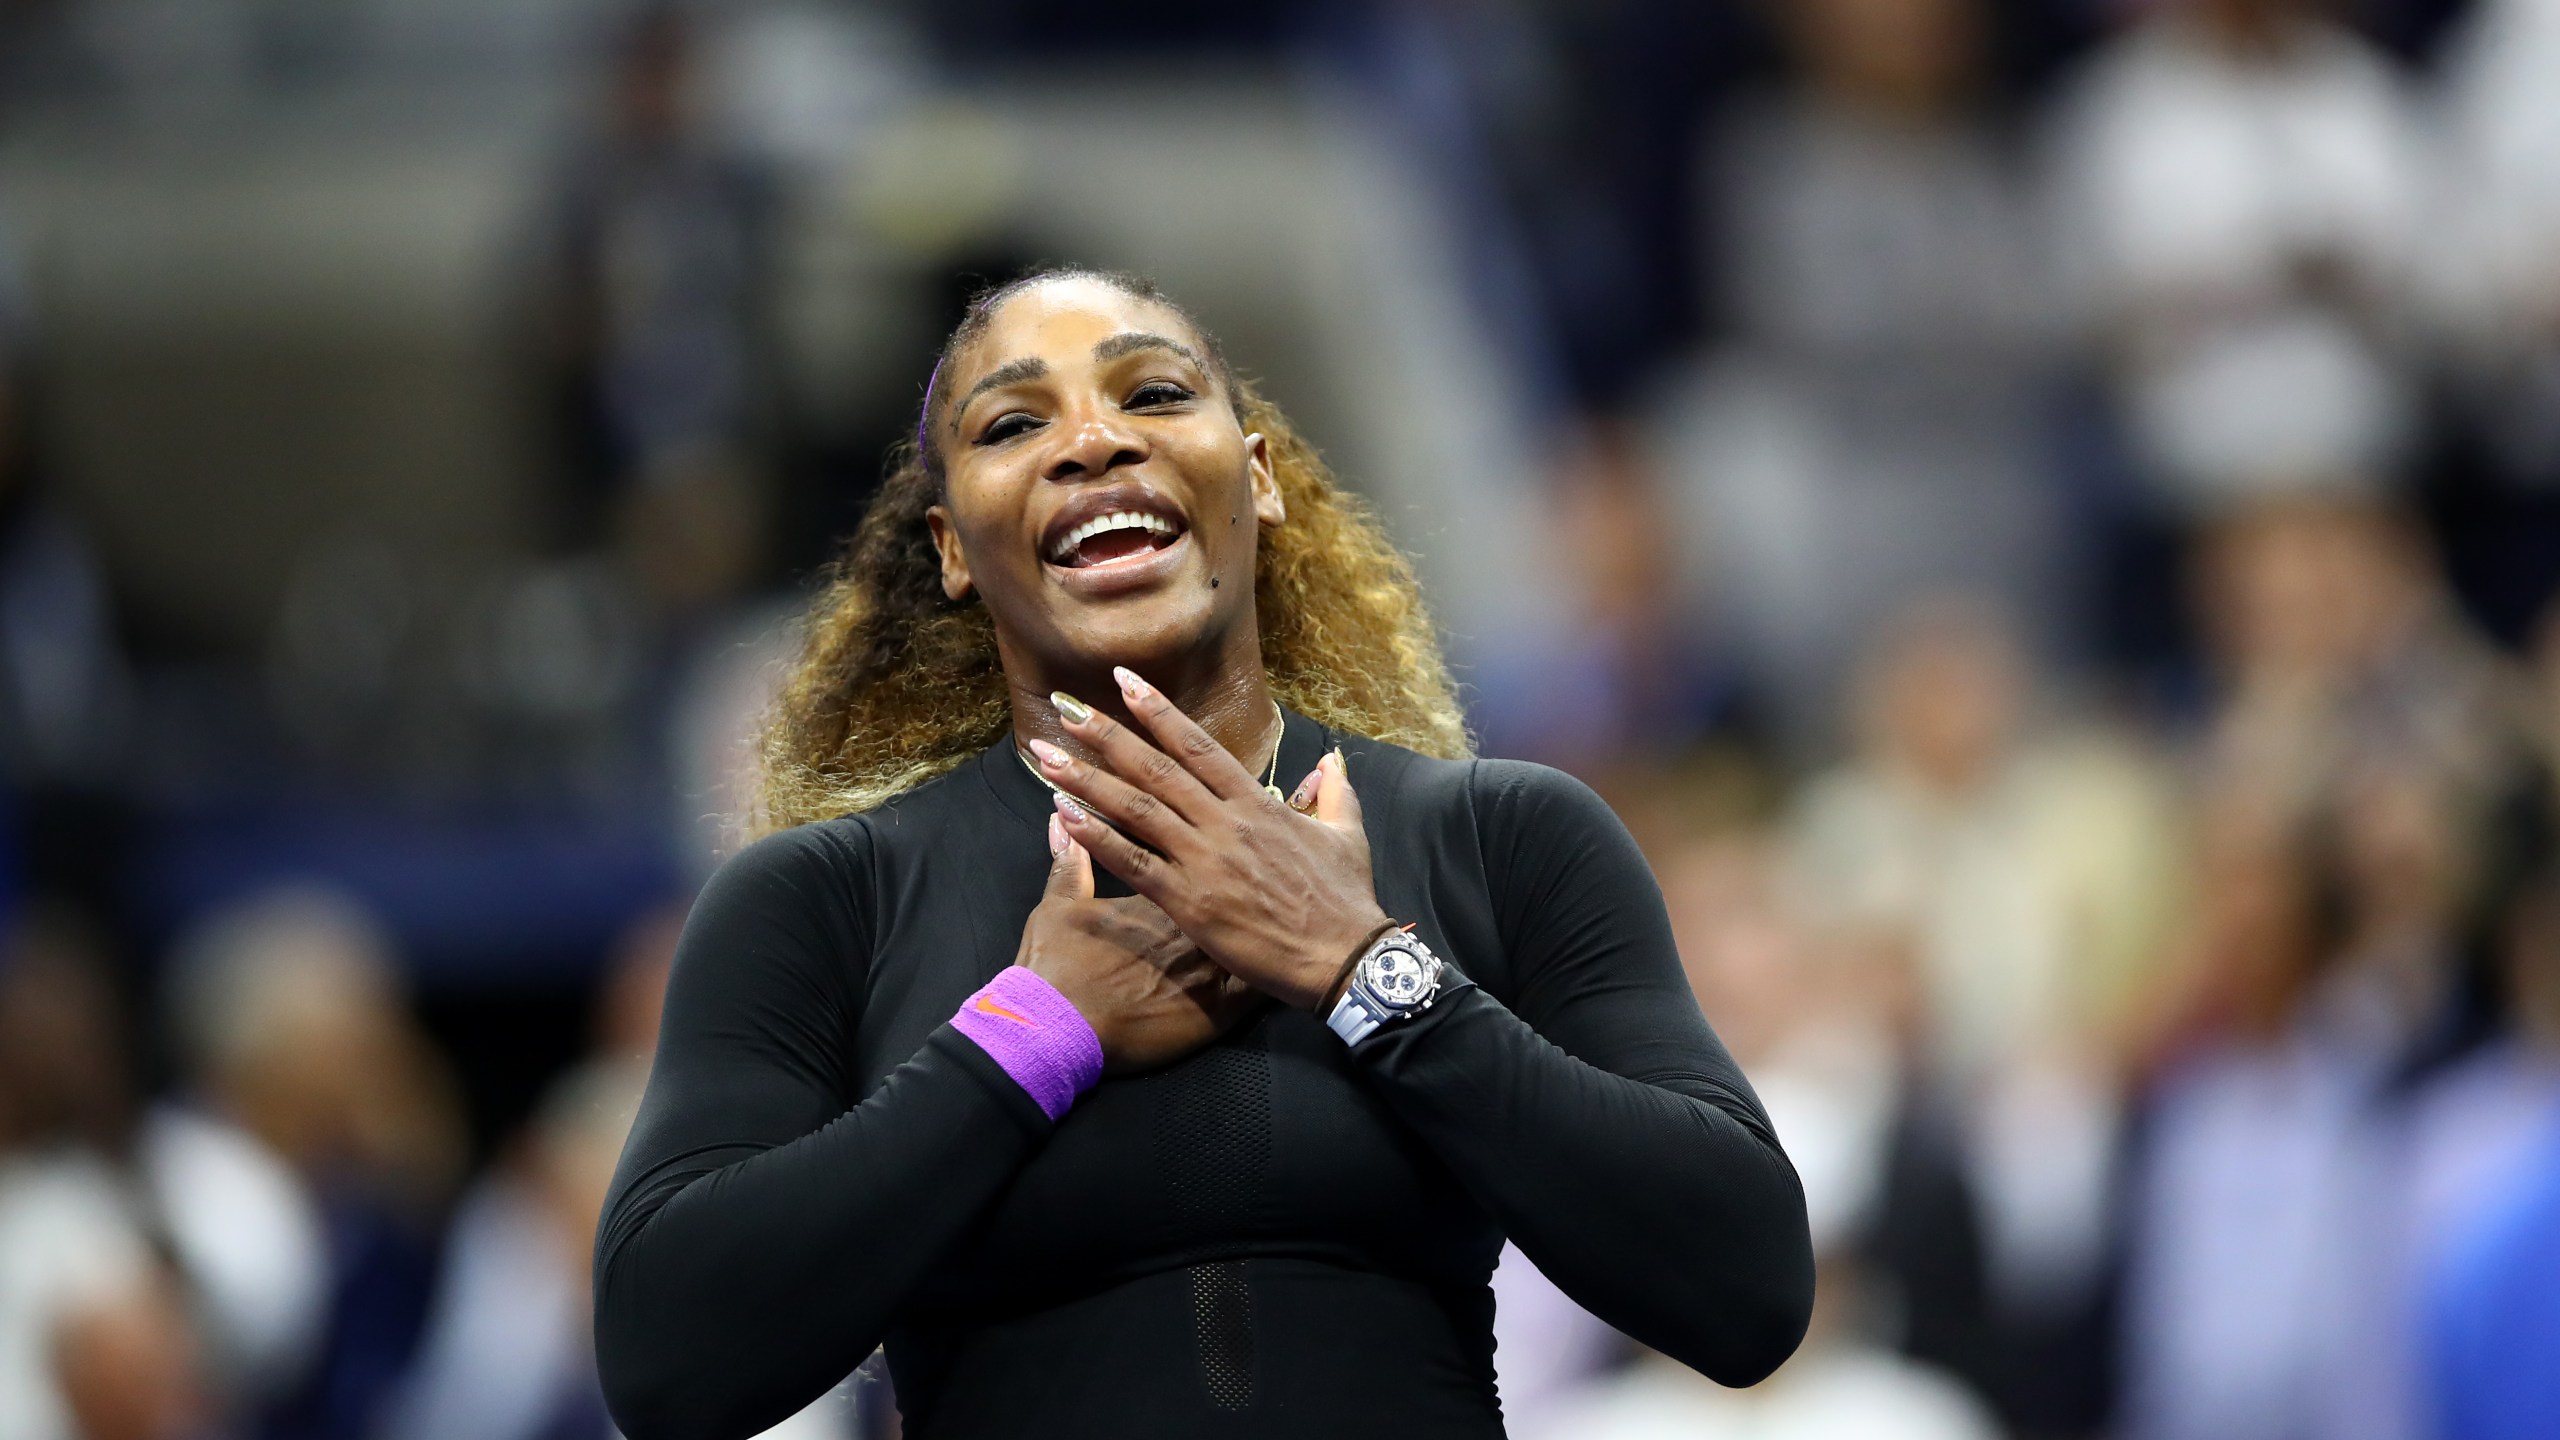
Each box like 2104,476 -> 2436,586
959,276 -> 1205,372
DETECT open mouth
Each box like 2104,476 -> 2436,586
1044,501 -> 1189,570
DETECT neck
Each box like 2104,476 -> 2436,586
1001,627 -> 1280,773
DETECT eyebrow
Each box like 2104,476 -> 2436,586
949,357 -> 1051,428
1093,331 -> 1206,370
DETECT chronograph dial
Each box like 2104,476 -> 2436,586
1324,929 -> 1446,1047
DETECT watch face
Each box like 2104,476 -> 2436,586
1364,944 -> 1433,1008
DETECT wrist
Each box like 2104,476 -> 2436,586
950,967 -> 1104,1122
1318,918 -> 1402,1015
1322,928 -> 1450,1047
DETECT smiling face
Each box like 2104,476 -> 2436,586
925,276 -> 1282,685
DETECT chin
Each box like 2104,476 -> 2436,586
1044,587 -> 1232,671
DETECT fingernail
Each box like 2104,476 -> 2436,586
1112,666 -> 1151,699
1290,773 -> 1319,809
1054,792 -> 1086,822
1050,691 -> 1092,724
1327,746 -> 1346,772
1047,813 -> 1067,856
1027,738 -> 1069,770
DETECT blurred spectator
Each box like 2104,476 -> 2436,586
2431,0 -> 2560,494
0,902 -> 328,1419
50,1266 -> 217,1440
2048,0 -> 2425,508
1790,597 -> 2183,1083
1650,0 -> 2062,738
2334,865 -> 2560,1440
1783,595 -> 2179,1429
0,913 -> 157,1440
2120,738 -> 2484,1440
1527,428 -> 1734,762
2187,497 -> 2519,819
2120,793 -> 2360,1440
164,887 -> 465,1440
380,1060 -> 642,1440
2423,1106 -> 2560,1440
539,3 -> 775,615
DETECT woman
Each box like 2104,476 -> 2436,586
594,267 -> 1813,1439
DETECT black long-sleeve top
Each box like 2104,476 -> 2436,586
595,709 -> 1812,1439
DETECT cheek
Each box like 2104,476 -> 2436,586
943,473 -> 1036,577
1171,439 -> 1260,559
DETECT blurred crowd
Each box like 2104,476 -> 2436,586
1,0 -> 2558,1438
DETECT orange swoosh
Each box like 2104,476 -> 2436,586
973,994 -> 1040,1028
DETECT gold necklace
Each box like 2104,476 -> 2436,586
1017,700 -> 1288,803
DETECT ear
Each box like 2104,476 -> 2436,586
926,504 -> 974,601
1244,432 -> 1284,527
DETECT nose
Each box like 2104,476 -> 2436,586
1041,404 -> 1147,483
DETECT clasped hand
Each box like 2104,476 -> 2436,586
1012,668 -> 1386,1072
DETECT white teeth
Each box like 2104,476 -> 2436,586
1050,510 -> 1177,562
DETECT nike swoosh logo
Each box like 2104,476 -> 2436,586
973,994 -> 1039,1028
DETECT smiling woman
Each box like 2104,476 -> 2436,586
752,267 -> 1468,828
592,267 -> 1814,1440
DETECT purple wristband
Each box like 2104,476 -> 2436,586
948,966 -> 1103,1122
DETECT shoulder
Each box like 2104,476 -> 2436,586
719,754 -> 994,882
707,814 -> 873,897
1460,756 -> 1633,860
1338,739 -> 1636,883
685,814 -> 884,961
1336,738 -> 1612,830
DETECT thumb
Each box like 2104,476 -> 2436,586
1312,748 -> 1363,832
1044,812 -> 1093,900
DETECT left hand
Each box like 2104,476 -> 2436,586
1029,667 -> 1388,1011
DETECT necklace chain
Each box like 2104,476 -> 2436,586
1018,700 -> 1287,803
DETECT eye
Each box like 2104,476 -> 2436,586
978,412 -> 1042,445
1127,380 -> 1194,410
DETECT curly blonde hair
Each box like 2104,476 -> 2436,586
750,267 -> 1470,835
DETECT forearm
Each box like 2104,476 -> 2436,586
1350,983 -> 1814,1386
593,1031 -> 1050,1440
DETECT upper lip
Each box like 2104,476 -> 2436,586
1039,483 -> 1191,565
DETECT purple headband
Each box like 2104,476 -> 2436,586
917,356 -> 945,458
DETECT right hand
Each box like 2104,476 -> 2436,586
1017,814 -> 1265,1074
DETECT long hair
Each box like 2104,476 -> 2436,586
750,267 -> 1469,835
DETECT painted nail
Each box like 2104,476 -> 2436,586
1047,813 -> 1067,857
1112,665 -> 1151,699
1290,770 -> 1320,810
1050,691 -> 1092,724
1027,738 -> 1069,769
1054,792 -> 1087,822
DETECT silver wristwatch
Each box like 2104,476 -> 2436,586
1324,927 -> 1446,1046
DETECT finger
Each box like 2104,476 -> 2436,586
1028,738 -> 1194,856
1043,812 -> 1093,901
1288,764 -> 1321,814
1313,747 -> 1364,832
1110,667 -> 1264,803
1055,791 -> 1171,901
1051,689 -> 1221,823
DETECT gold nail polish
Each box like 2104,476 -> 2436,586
1050,691 -> 1093,724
